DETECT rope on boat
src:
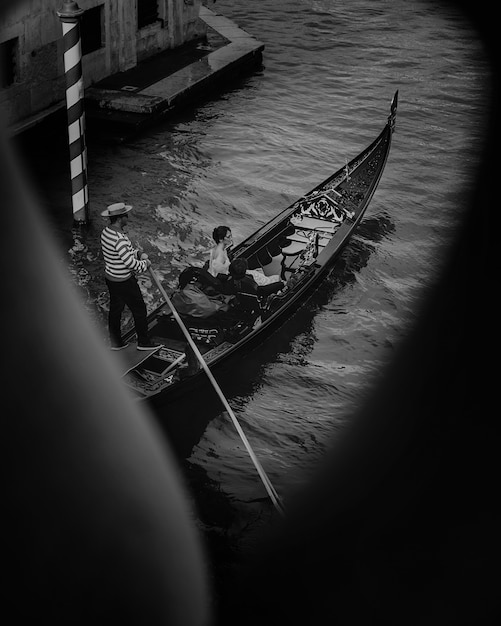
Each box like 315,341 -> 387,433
149,267 -> 286,517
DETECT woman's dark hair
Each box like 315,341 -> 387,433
212,225 -> 230,243
229,257 -> 248,279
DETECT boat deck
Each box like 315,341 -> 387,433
110,343 -> 165,377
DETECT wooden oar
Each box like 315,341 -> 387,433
148,266 -> 285,516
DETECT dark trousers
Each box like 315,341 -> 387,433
106,276 -> 149,345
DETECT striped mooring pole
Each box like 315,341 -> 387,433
56,1 -> 89,224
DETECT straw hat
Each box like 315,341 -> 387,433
101,202 -> 133,217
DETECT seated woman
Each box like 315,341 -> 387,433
208,225 -> 282,286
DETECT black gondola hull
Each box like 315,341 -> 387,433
121,92 -> 399,404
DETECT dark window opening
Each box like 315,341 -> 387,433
81,5 -> 103,56
0,38 -> 17,88
138,0 -> 159,29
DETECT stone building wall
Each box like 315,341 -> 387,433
0,0 -> 205,132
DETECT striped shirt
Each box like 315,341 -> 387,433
101,226 -> 148,281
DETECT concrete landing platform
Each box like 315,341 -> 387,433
85,7 -> 264,136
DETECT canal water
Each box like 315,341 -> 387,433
13,0 -> 494,620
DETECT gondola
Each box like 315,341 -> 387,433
116,91 -> 398,405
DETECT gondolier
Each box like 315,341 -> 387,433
101,202 -> 159,351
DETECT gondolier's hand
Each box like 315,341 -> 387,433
139,252 -> 151,268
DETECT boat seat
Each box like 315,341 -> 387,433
247,246 -> 285,279
282,240 -> 307,256
261,254 -> 284,278
254,247 -> 273,268
269,236 -> 291,256
282,232 -> 330,257
290,216 -> 338,232
286,232 -> 331,246
248,243 -> 284,271
286,232 -> 311,243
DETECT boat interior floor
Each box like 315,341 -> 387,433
110,342 -> 164,377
